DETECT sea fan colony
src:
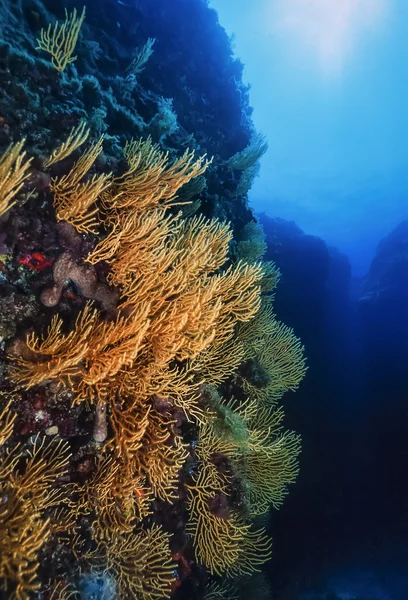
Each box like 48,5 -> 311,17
0,127 -> 306,598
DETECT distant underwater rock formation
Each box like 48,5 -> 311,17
259,213 -> 408,599
359,220 -> 408,306
258,213 -> 332,341
359,219 -> 408,383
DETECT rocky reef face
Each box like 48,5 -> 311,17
0,2 -> 295,599
1,0 -> 406,596
0,0 -> 254,226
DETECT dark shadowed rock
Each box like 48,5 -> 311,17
359,220 -> 408,382
258,213 -> 331,343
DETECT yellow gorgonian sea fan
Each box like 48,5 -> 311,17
186,420 -> 272,576
238,299 -> 307,405
242,404 -> 301,515
11,302 -> 151,404
0,140 -> 32,218
226,132 -> 268,171
108,396 -> 188,502
105,136 -> 212,211
11,212 -> 263,410
8,134 -> 266,590
127,38 -> 156,75
0,435 -> 71,599
50,135 -> 112,233
36,7 -> 86,72
45,120 -> 90,168
46,133 -> 211,239
94,524 -> 176,600
0,397 -> 16,444
204,581 -> 239,600
8,131 -> 303,594
74,453 -> 152,539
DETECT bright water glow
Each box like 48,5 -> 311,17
271,0 -> 388,78
209,0 -> 408,275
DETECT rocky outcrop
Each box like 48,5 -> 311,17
359,220 -> 408,382
258,214 -> 331,344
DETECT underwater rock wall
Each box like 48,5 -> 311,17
0,2 -> 305,599
0,0 -> 254,226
